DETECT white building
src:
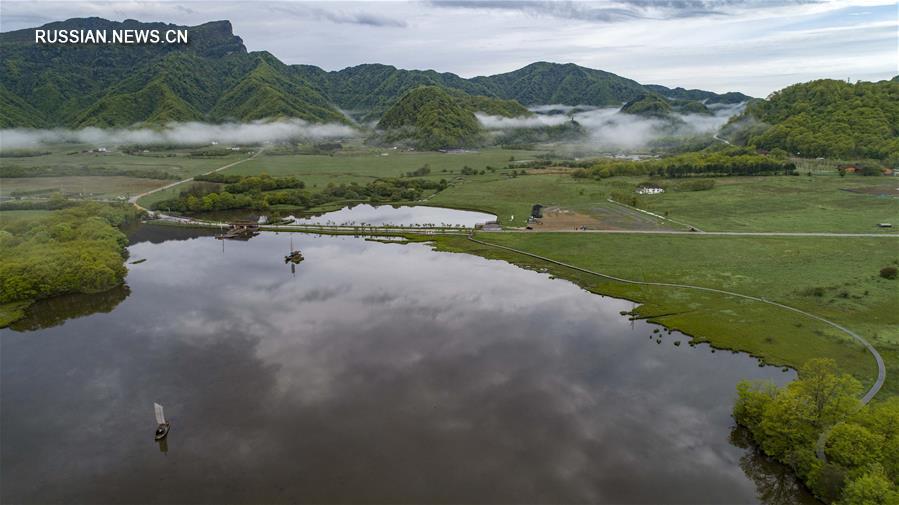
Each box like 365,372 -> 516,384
636,187 -> 664,195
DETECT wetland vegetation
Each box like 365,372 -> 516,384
0,203 -> 140,326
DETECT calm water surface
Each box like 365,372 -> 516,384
292,204 -> 494,227
1,228 -> 816,504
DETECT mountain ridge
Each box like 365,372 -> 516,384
1,17 -> 752,128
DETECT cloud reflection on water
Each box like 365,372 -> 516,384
1,231 -> 815,504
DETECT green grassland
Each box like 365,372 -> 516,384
222,147 -> 543,187
1,146 -> 247,178
428,171 -> 899,232
134,146 -> 544,209
638,175 -> 899,232
427,232 -> 899,397
428,171 -> 615,226
2,146 -> 250,206
0,176 -> 166,200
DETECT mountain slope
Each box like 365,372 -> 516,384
471,62 -> 649,106
376,86 -> 485,149
725,78 -> 899,159
620,94 -> 673,117
211,55 -> 348,123
0,85 -> 48,128
645,84 -> 752,104
0,18 -> 249,126
0,18 -> 347,127
1,17 -> 753,129
294,63 -> 496,120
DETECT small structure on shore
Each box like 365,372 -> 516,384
216,221 -> 260,240
476,220 -> 502,231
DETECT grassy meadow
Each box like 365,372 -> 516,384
429,171 -> 899,232
428,232 -> 899,396
637,175 -> 899,233
133,147 -> 544,209
1,146 -> 249,206
222,147 -> 544,186
0,176 -> 165,200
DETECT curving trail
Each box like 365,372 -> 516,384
466,234 -> 886,404
129,149 -> 263,212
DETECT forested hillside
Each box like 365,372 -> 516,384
620,94 -> 673,117
645,84 -> 752,104
375,86 -> 515,149
0,18 -> 752,129
726,79 -> 899,160
471,62 -> 647,106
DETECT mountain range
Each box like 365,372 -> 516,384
0,17 -> 752,129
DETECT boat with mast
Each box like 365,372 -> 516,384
284,235 -> 304,264
154,403 -> 170,441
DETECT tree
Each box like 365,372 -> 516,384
839,465 -> 898,505
735,380 -> 778,431
826,423 -> 884,468
792,359 -> 861,429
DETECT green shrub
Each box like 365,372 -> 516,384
880,266 -> 898,280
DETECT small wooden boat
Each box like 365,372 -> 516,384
154,402 -> 170,441
285,250 -> 304,264
284,236 -> 304,264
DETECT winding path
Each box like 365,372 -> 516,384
129,149 -> 263,212
465,234 -> 886,404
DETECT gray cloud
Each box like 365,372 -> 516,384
270,4 -> 407,27
0,1 -> 891,98
429,0 -> 817,21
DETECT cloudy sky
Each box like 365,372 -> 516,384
1,0 -> 896,96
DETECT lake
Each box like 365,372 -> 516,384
0,227 -> 817,504
291,204 -> 495,227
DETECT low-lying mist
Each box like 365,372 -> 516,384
477,102 -> 744,150
0,119 -> 360,150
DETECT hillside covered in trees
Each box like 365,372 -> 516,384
725,78 -> 899,161
1,18 -> 749,129
375,86 -> 530,149
0,19 -> 349,127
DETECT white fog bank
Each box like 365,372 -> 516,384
477,102 -> 745,149
0,119 -> 360,150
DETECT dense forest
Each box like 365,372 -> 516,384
1,18 -> 749,128
735,359 -> 898,504
619,94 -> 674,118
154,175 -> 447,213
0,203 -> 140,315
571,147 -> 796,179
727,79 -> 899,161
644,84 -> 752,104
375,86 -> 499,149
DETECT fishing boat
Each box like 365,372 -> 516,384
154,402 -> 170,441
284,236 -> 304,264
